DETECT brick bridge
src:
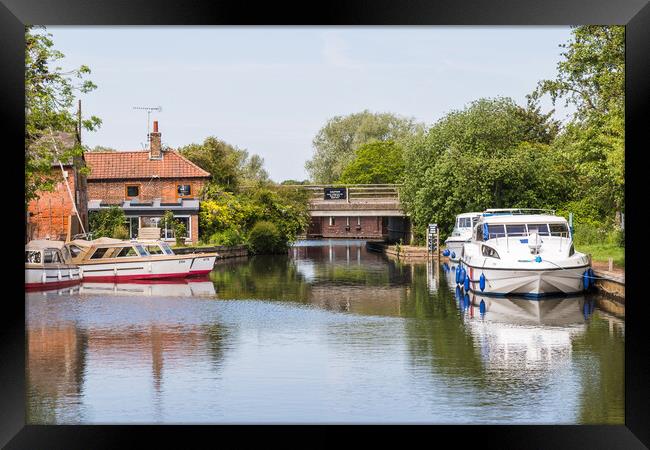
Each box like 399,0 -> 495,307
285,184 -> 411,243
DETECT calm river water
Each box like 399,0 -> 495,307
26,240 -> 624,424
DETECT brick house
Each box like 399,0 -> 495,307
84,121 -> 210,244
26,132 -> 89,242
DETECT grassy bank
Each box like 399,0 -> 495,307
576,244 -> 625,268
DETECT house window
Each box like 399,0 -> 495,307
357,216 -> 361,226
177,184 -> 192,197
126,185 -> 140,198
346,217 -> 350,226
329,217 -> 335,226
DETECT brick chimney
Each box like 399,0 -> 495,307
149,120 -> 162,159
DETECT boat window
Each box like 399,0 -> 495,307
146,245 -> 163,255
486,224 -> 506,239
68,245 -> 84,258
482,245 -> 500,259
115,246 -> 138,258
135,245 -> 149,256
43,249 -> 62,264
458,217 -> 472,228
549,223 -> 569,237
527,223 -> 550,236
61,246 -> 71,262
569,243 -> 575,256
25,251 -> 41,263
475,224 -> 484,241
160,243 -> 174,255
90,247 -> 109,259
505,224 -> 527,237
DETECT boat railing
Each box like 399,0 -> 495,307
483,208 -> 556,216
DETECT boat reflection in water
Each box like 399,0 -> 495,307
31,277 -> 217,298
77,277 -> 217,298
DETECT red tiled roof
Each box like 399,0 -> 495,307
85,150 -> 211,180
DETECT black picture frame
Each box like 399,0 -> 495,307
2,0 -> 648,447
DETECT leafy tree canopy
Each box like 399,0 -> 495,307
338,141 -> 405,185
25,25 -> 101,204
305,110 -> 424,183
178,136 -> 269,192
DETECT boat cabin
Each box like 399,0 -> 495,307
67,237 -> 152,262
25,240 -> 74,266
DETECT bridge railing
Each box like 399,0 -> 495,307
281,184 -> 402,203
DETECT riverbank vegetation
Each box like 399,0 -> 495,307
304,26 -> 624,263
179,138 -> 310,253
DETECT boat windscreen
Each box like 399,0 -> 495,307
458,217 -> 473,228
506,224 -> 527,236
486,224 -> 506,239
527,223 -> 550,236
145,245 -> 163,255
135,245 -> 149,256
161,243 -> 174,255
25,251 -> 41,264
549,223 -> 569,237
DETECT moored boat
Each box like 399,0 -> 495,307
444,212 -> 482,261
66,237 -> 196,282
458,209 -> 592,297
25,240 -> 82,290
134,239 -> 218,276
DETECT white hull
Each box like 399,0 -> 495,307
79,257 -> 192,281
25,265 -> 82,289
460,263 -> 588,297
189,255 -> 217,275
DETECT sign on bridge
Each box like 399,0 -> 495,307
324,187 -> 347,200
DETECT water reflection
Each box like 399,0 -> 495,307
26,240 -> 624,424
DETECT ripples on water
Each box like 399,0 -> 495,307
26,240 -> 624,424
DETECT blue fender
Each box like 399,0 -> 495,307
464,274 -> 470,291
479,273 -> 486,292
583,270 -> 590,290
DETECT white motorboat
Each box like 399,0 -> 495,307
25,240 -> 82,290
66,237 -> 196,282
134,239 -> 218,276
444,212 -> 482,261
457,209 -> 592,297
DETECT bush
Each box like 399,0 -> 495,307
209,228 -> 245,246
112,224 -> 130,240
247,221 -> 285,254
89,206 -> 127,239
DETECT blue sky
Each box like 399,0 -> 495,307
48,26 -> 573,182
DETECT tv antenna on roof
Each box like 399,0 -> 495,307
133,105 -> 162,144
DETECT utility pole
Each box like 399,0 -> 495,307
77,99 -> 82,145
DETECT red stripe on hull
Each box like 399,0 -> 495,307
25,278 -> 82,291
81,272 -> 190,283
188,269 -> 213,276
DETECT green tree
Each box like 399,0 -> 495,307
401,97 -> 566,241
178,137 -> 269,192
88,207 -> 127,239
338,141 -> 405,184
178,137 -> 248,191
305,110 -> 424,183
532,25 -> 624,226
25,26 -> 101,204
